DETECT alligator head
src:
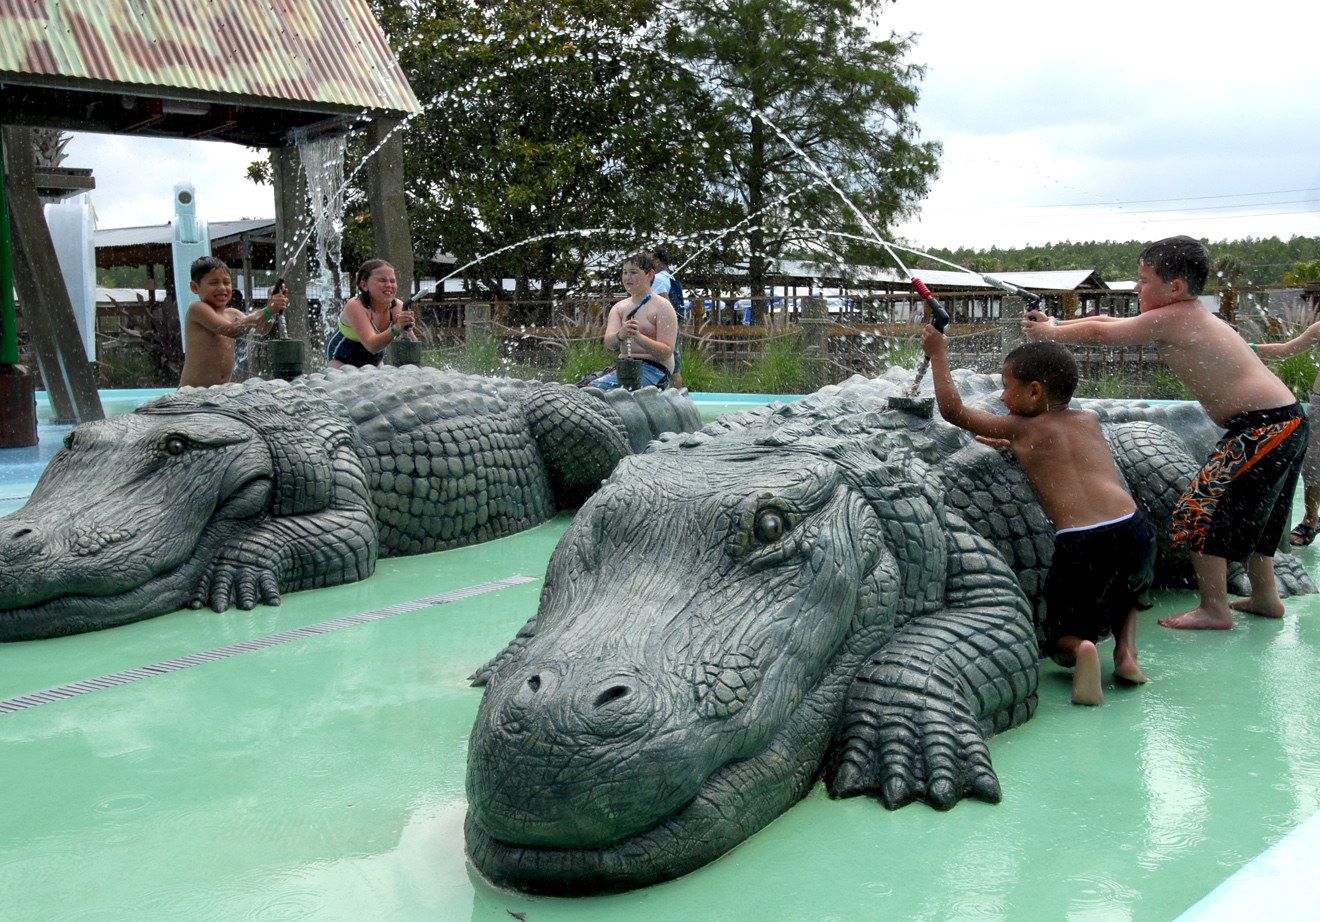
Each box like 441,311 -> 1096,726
465,427 -> 947,893
0,409 -> 274,640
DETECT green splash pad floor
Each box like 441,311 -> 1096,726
2,511 -> 1320,922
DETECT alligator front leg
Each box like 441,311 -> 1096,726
825,514 -> 1038,811
191,504 -> 377,612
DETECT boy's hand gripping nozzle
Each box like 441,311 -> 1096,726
888,277 -> 950,418
269,256 -> 296,340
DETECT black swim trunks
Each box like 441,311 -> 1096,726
1171,402 -> 1307,560
1043,510 -> 1157,654
326,330 -> 384,367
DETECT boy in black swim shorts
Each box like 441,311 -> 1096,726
1044,512 -> 1157,695
922,331 -> 1156,705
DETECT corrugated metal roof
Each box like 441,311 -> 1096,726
772,260 -> 1111,291
96,219 -> 273,249
0,0 -> 418,117
870,267 -> 1111,292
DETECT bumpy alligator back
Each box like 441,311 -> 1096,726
298,367 -> 701,556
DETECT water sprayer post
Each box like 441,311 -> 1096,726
887,277 -> 950,418
266,256 -> 305,380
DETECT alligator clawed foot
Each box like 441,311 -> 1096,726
831,678 -> 1003,812
194,561 -> 282,613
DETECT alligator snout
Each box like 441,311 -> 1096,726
2,521 -> 41,556
469,659 -> 690,849
494,661 -> 656,740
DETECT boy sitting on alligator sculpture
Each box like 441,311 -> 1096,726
1026,235 -> 1307,631
922,330 -> 1155,705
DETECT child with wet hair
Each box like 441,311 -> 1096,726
921,332 -> 1156,705
180,256 -> 287,387
1025,235 -> 1306,631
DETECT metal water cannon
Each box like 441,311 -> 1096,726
266,255 -> 305,380
981,274 -> 1044,308
389,289 -> 424,367
887,276 -> 950,417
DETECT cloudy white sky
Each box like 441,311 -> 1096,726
63,0 -> 1320,251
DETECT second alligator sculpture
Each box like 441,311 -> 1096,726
0,366 -> 701,641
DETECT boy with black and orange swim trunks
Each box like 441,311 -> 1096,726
1025,236 -> 1306,631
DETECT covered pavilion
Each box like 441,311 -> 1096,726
0,0 -> 419,432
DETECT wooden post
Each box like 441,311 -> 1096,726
271,145 -> 311,346
1064,291 -> 1079,321
1221,288 -> 1238,325
1000,294 -> 1025,361
365,117 -> 415,298
3,126 -> 102,424
801,295 -> 828,392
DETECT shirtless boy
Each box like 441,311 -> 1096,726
922,330 -> 1155,705
1025,236 -> 1307,630
590,251 -> 677,390
1251,317 -> 1320,547
179,257 -> 288,387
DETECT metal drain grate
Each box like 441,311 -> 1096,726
0,576 -> 537,715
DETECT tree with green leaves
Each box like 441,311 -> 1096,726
662,0 -> 940,322
362,0 -> 726,304
1284,260 -> 1320,286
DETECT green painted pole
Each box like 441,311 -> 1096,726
0,132 -> 17,366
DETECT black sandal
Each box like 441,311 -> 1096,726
1290,522 -> 1318,547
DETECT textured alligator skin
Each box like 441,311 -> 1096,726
0,366 -> 701,640
464,368 -> 1313,895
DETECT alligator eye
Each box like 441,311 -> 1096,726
63,432 -> 77,450
754,510 -> 785,543
165,436 -> 187,455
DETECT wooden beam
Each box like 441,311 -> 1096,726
3,126 -> 103,424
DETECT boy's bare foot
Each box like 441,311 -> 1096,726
1229,598 -> 1285,619
1071,641 -> 1103,706
1158,607 -> 1234,630
1113,655 -> 1148,686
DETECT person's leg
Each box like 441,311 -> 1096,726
1228,552 -> 1286,618
1055,636 -> 1103,706
588,371 -> 620,390
1113,606 -> 1148,685
1159,552 -> 1233,629
1290,484 -> 1320,545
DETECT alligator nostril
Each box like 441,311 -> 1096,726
593,685 -> 630,708
526,675 -> 541,693
10,528 -> 32,540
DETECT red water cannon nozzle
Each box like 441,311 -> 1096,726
910,276 -> 950,333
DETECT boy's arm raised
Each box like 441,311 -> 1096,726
187,302 -> 264,338
1253,319 -> 1320,361
921,325 -> 1016,441
1024,309 -> 1161,347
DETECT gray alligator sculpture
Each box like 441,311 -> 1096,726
0,366 -> 701,641
464,368 -> 1315,895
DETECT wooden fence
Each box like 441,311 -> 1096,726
7,286 -> 1282,390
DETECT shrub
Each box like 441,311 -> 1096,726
557,338 -> 613,385
742,333 -> 809,395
